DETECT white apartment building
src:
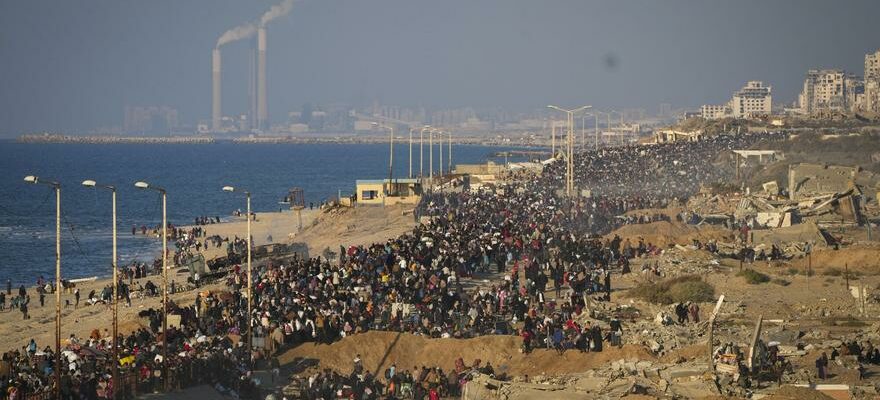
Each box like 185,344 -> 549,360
700,104 -> 731,119
731,81 -> 772,118
699,81 -> 771,120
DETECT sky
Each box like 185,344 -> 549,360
0,0 -> 879,135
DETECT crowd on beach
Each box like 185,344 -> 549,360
0,132 -> 787,399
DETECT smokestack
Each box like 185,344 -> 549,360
257,27 -> 267,131
212,48 -> 222,132
248,40 -> 257,132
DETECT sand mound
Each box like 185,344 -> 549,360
278,331 -> 653,377
607,221 -> 734,248
295,204 -> 417,256
808,243 -> 880,273
761,385 -> 835,400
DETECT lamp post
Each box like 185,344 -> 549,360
438,129 -> 444,177
597,110 -> 626,146
373,122 -> 394,196
23,175 -> 62,400
82,179 -> 119,399
420,125 -> 430,178
447,129 -> 453,172
134,180 -> 168,391
547,105 -> 592,197
429,128 -> 434,182
408,127 -> 414,178
222,186 -> 252,358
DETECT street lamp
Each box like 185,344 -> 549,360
81,179 -> 119,399
408,127 -> 415,178
23,175 -> 62,400
429,128 -> 435,182
133,180 -> 168,391
372,122 -> 394,196
547,105 -> 592,197
437,129 -> 444,176
222,186 -> 253,357
447,128 -> 453,172
419,125 -> 431,178
596,110 -> 626,146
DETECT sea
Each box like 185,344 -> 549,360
0,141 -> 526,285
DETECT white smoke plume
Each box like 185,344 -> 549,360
215,0 -> 294,48
216,22 -> 257,48
260,0 -> 294,26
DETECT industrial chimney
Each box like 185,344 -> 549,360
248,40 -> 257,131
212,48 -> 222,132
256,27 -> 267,131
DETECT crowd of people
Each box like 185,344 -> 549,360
547,132 -> 786,198
0,132 -> 787,399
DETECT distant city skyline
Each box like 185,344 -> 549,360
1,0 -> 879,136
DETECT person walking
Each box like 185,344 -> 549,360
74,288 -> 81,309
688,302 -> 700,323
816,352 -> 828,380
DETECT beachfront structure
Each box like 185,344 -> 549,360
355,178 -> 422,205
731,81 -> 772,118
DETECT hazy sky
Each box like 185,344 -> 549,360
1,0 -> 879,135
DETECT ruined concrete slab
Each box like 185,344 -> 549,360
788,163 -> 857,200
750,221 -> 828,247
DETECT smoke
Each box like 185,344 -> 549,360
215,0 -> 294,48
216,22 -> 257,48
260,0 -> 294,26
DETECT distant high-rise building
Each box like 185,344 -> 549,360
658,103 -> 672,117
865,49 -> 880,113
845,74 -> 865,112
798,69 -> 848,116
124,106 -> 179,135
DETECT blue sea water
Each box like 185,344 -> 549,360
0,141 -> 523,285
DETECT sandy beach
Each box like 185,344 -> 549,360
0,204 -> 416,353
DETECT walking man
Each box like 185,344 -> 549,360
816,352 -> 828,379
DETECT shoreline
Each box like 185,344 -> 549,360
12,134 -> 555,149
0,204 -> 414,352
